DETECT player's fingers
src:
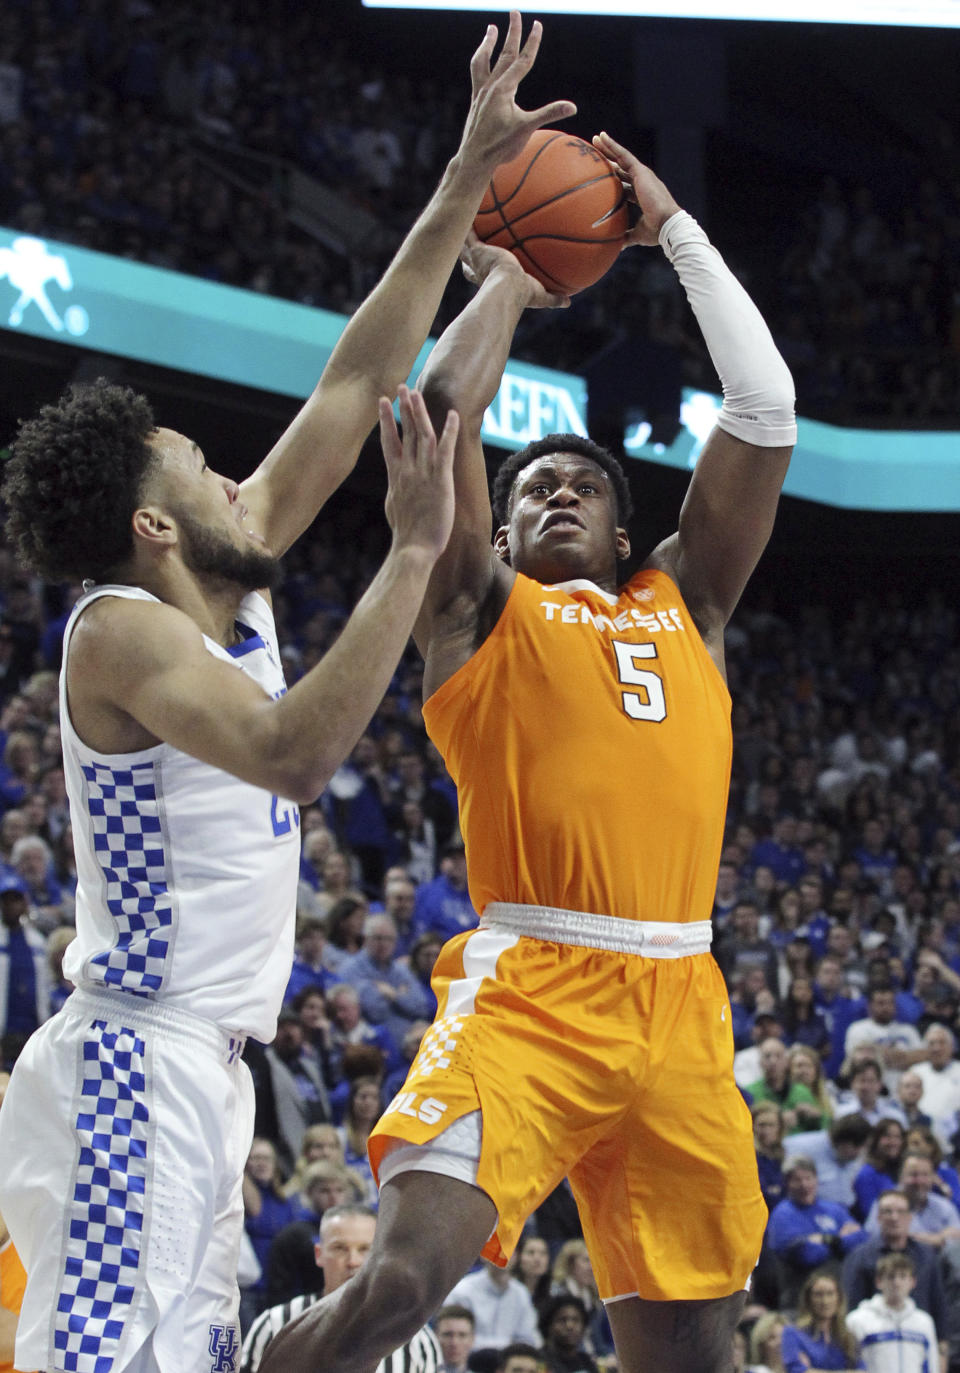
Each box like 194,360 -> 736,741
469,24 -> 497,96
494,10 -> 523,69
404,387 -> 439,461
436,408 -> 461,460
523,99 -> 577,129
509,15 -> 540,73
378,396 -> 402,464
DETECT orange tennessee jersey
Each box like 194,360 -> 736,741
423,567 -> 731,924
0,1239 -> 31,1373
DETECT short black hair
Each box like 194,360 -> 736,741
538,1294 -> 588,1341
491,433 -> 633,527
3,379 -> 156,582
496,1344 -> 541,1371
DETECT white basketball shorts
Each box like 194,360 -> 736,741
0,986 -> 254,1373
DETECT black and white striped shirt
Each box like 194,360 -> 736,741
239,1293 -> 442,1373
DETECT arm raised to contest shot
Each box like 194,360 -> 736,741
239,12 -> 576,560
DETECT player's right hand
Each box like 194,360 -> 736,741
592,131 -> 681,247
380,386 -> 458,562
459,12 -> 576,172
460,231 -> 570,309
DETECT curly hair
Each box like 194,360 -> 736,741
491,432 -> 633,528
3,379 -> 157,582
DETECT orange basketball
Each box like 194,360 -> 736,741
473,128 -> 630,295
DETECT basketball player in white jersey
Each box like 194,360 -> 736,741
0,17 -> 575,1373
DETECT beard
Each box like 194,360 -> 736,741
177,510 -> 282,593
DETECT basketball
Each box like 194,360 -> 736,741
473,128 -> 631,295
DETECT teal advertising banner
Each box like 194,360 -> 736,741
1,228 -> 957,511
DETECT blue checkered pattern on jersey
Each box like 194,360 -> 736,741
56,1019 -> 150,1373
83,761 -> 172,995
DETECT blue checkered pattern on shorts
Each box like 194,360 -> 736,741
83,761 -> 172,995
56,1019 -> 150,1373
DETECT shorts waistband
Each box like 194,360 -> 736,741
480,904 -> 712,957
69,987 -> 247,1064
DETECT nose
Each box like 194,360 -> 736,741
546,483 -> 578,507
221,476 -> 240,502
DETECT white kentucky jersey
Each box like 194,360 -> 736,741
60,585 -> 300,1041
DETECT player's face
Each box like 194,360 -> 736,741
146,428 -> 280,591
495,455 -> 629,590
315,1214 -> 376,1292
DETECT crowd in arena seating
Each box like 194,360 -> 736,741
3,0 -> 960,426
0,517 -> 958,1367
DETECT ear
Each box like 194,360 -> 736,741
615,527 -> 631,562
493,526 -> 511,564
131,504 -> 177,550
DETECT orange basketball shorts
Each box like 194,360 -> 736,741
368,915 -> 766,1302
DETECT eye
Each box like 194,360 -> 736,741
578,483 -> 598,494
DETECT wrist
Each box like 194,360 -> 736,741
387,540 -> 441,576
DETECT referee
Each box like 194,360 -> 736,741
241,1204 -> 441,1373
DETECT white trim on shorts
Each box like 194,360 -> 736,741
71,986 -> 248,1063
481,904 -> 712,956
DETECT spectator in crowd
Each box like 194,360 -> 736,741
836,1058 -> 905,1128
767,1155 -> 867,1307
548,1241 -> 599,1325
902,1126 -> 960,1208
845,1252 -> 940,1373
240,1204 -> 441,1373
263,1007 -> 332,1170
717,898 -> 781,995
242,1137 -> 297,1328
896,1071 -> 934,1132
335,1075 -> 383,1202
321,891 -> 369,968
381,872 -> 419,957
781,1270 -> 863,1372
445,1260 -> 542,1353
339,912 -> 434,1047
842,1189 -> 947,1337
864,1154 -> 960,1249
285,914 -> 342,1004
784,1114 -> 872,1210
495,1343 -> 542,1373
746,1312 -> 786,1372
537,1296 -> 597,1373
786,1043 -> 834,1132
512,1234 -> 553,1313
435,1304 -> 476,1373
0,870 -> 49,1067
912,1025 -> 960,1149
281,1122 -> 346,1199
814,955 -> 867,1080
843,986 -> 925,1093
411,840 -> 477,943
781,975 -> 831,1056
852,1119 -> 907,1221
748,1038 -> 821,1131
753,1102 -> 787,1210
325,982 -> 395,1084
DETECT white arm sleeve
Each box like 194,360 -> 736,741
659,209 -> 798,448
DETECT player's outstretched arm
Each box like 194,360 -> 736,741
70,388 -> 458,802
413,237 -> 567,678
239,13 -> 575,562
594,131 -> 796,647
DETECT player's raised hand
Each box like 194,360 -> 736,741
592,131 -> 681,247
459,231 -> 570,309
459,12 -> 576,171
380,385 -> 459,561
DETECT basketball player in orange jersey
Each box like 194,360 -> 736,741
261,139 -> 796,1373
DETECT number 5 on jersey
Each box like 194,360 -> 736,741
613,640 -> 667,722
